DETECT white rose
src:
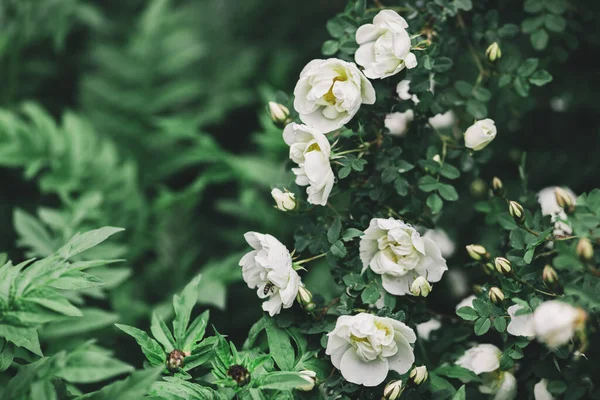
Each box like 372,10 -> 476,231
283,123 -> 335,206
537,187 -> 577,236
533,300 -> 585,348
423,228 -> 455,258
359,218 -> 448,296
416,318 -> 441,341
325,313 -> 416,387
396,80 -> 419,103
456,343 -> 501,375
354,10 -> 417,79
239,232 -> 301,316
271,188 -> 296,211
293,58 -> 375,132
384,110 -> 414,136
482,372 -> 518,400
428,110 -> 456,130
458,344 -> 516,400
507,304 -> 535,338
464,119 -> 497,151
534,379 -> 555,400
455,294 -> 476,311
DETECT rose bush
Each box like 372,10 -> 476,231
1,0 -> 599,399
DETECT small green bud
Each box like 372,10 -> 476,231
227,364 -> 251,387
508,200 -> 526,225
576,238 -> 594,261
409,366 -> 428,385
466,244 -> 488,261
542,265 -> 558,284
492,177 -> 504,196
489,287 -> 505,303
494,257 -> 512,275
410,276 -> 432,297
267,101 -> 290,127
383,380 -> 404,400
167,349 -> 186,371
486,42 -> 501,61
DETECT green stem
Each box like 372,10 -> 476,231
456,12 -> 486,81
515,277 -> 557,297
295,253 -> 327,266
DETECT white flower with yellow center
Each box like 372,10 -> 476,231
359,218 -> 447,296
293,58 -> 375,132
283,123 -> 335,206
326,313 -> 416,386
239,232 -> 301,316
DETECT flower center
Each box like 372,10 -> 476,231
306,142 -> 322,153
323,75 -> 348,103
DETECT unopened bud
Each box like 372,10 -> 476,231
483,262 -> 495,275
410,276 -> 432,297
555,187 -> 574,212
267,101 -> 290,127
297,370 -> 317,391
409,366 -> 428,385
466,244 -> 488,261
489,287 -> 505,303
494,257 -> 512,275
271,188 -> 297,211
508,201 -> 525,225
492,177 -> 504,196
167,349 -> 186,371
432,154 -> 442,164
576,238 -> 594,261
383,380 -> 404,400
542,265 -> 558,284
227,364 -> 251,387
297,286 -> 313,306
305,302 -> 316,312
486,42 -> 501,62
473,285 -> 483,295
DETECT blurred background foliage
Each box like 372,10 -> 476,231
0,0 -> 598,376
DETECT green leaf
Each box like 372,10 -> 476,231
514,77 -> 530,97
474,318 -> 492,336
517,58 -> 540,76
151,311 -> 175,353
361,284 -> 380,304
544,14 -> 566,32
498,74 -> 513,87
494,317 -> 507,332
438,183 -> 459,201
440,164 -> 460,179
454,81 -> 473,97
339,40 -> 359,53
455,0 -> 472,11
255,371 -> 309,390
472,87 -> 492,102
338,166 -> 351,179
427,193 -> 443,214
78,367 -> 162,400
172,274 -> 202,346
115,324 -> 165,366
0,324 -> 42,356
524,0 -> 544,13
341,228 -> 364,241
48,271 -> 104,290
435,365 -> 481,383
329,240 -> 347,258
452,385 -> 466,400
433,57 -> 454,72
23,288 -> 82,317
265,319 -> 294,371
42,308 -> 118,339
466,99 -> 487,119
321,40 -> 339,56
456,306 -> 479,321
57,227 -> 124,259
529,70 -> 553,86
531,29 -> 549,50
57,343 -> 134,384
182,310 -> 209,353
327,218 -> 342,244
418,176 -> 439,192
